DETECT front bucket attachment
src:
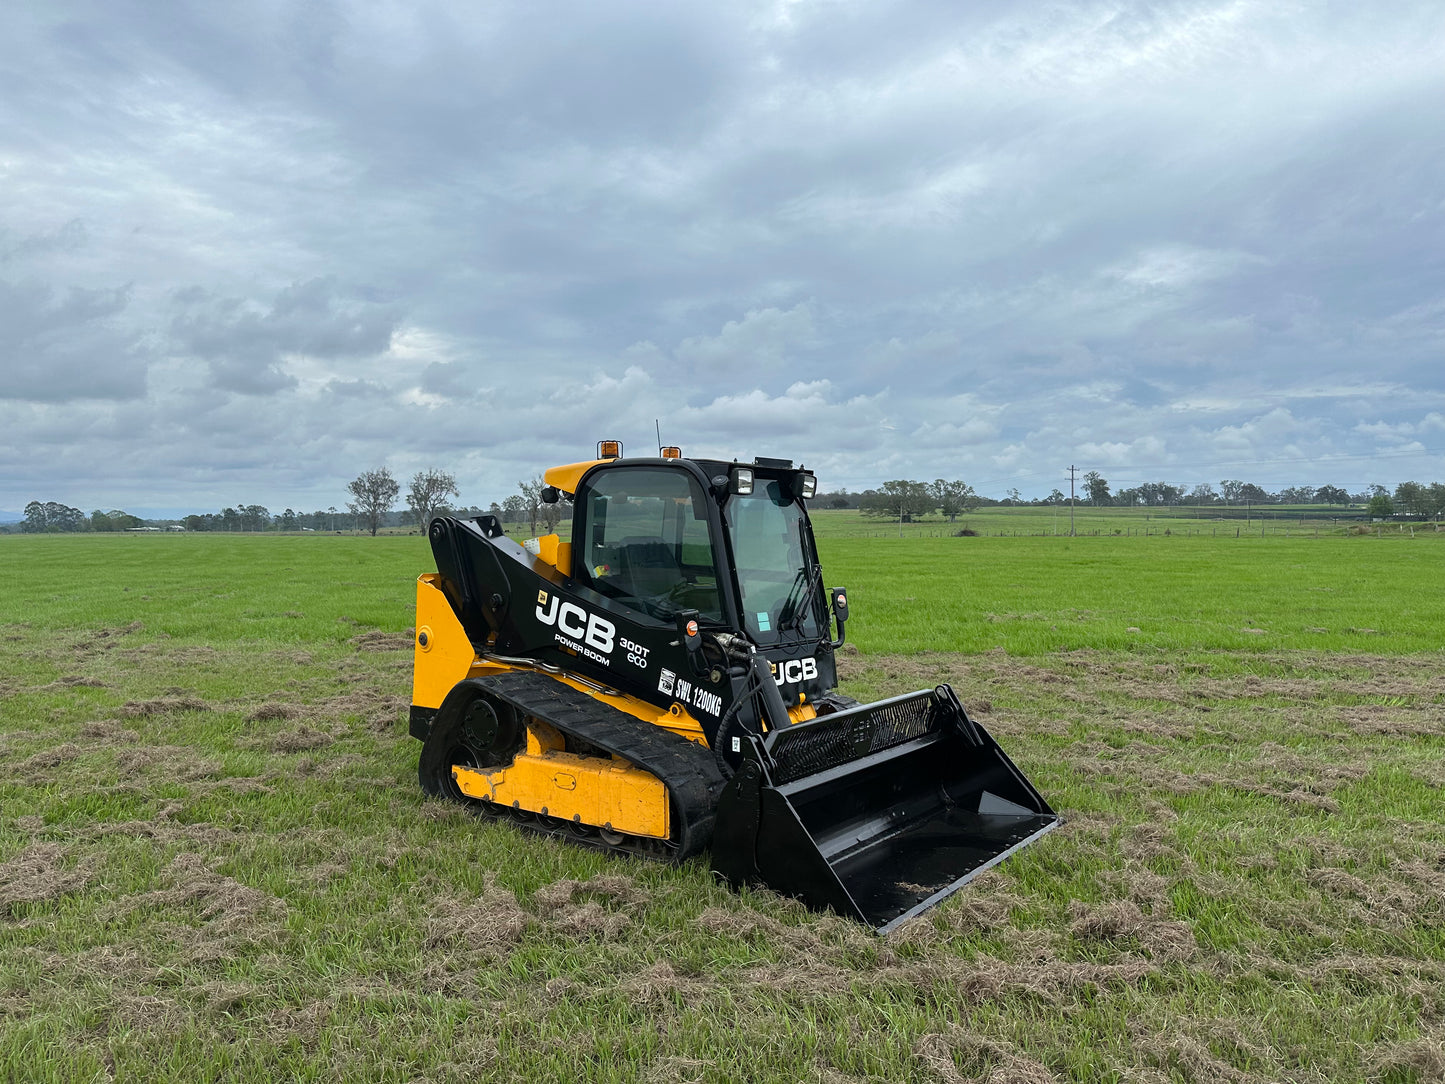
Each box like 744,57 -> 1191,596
711,685 -> 1057,933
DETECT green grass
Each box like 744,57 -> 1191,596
818,532 -> 1444,656
2,534 -> 1444,1082
807,505 -> 1437,539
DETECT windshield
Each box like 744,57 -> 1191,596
576,467 -> 723,623
727,479 -> 823,643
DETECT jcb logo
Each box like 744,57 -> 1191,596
771,657 -> 818,686
536,593 -> 615,653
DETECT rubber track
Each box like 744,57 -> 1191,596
472,671 -> 726,861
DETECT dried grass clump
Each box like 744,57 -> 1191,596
642,1055 -> 709,1084
19,743 -> 82,772
1366,1034 -> 1445,1080
41,675 -> 109,689
269,726 -> 334,753
107,853 -> 288,962
350,629 -> 414,652
913,1026 -> 1059,1084
0,843 -> 100,915
1131,1026 -> 1267,1083
619,960 -> 707,1011
328,689 -> 408,730
533,872 -> 645,913
550,900 -> 632,940
247,702 -> 297,722
424,875 -> 531,956
118,697 -> 211,717
1068,899 -> 1196,960
114,745 -> 223,783
78,720 -> 140,743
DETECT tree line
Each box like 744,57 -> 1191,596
812,476 -> 1445,520
14,471 -> 1445,535
341,468 -> 566,536
19,502 -> 145,533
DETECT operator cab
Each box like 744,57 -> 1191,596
547,442 -> 829,651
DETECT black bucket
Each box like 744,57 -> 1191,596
710,685 -> 1057,933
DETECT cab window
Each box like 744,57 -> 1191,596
575,468 -> 722,622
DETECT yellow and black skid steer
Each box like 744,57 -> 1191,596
409,441 -> 1056,932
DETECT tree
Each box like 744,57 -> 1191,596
1367,493 -> 1394,519
347,467 -> 399,536
1237,483 -> 1270,504
518,477 -> 545,535
1394,481 -> 1428,518
1314,485 -> 1349,505
407,468 -> 460,530
240,504 -> 271,532
929,479 -> 977,521
1220,480 -> 1243,504
501,494 -> 525,524
25,501 -> 85,532
1188,483 -> 1217,505
280,508 -> 298,531
1083,471 -> 1111,506
859,480 -> 933,520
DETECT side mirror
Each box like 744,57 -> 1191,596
829,587 -> 848,648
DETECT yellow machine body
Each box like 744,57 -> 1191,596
451,721 -> 670,839
413,572 -> 701,831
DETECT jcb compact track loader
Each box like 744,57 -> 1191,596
410,442 -> 1056,932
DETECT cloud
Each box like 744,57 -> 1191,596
167,278 -> 398,395
0,279 -> 147,401
673,303 -> 817,375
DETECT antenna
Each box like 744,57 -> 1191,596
655,418 -> 663,456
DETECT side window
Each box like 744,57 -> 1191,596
576,468 -> 722,622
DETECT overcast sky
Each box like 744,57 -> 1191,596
3,1 -> 1444,516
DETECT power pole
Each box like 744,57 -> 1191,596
1067,464 -> 1078,537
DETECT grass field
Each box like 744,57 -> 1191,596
2,533 -> 1443,1082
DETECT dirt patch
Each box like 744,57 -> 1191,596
0,843 -> 101,916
